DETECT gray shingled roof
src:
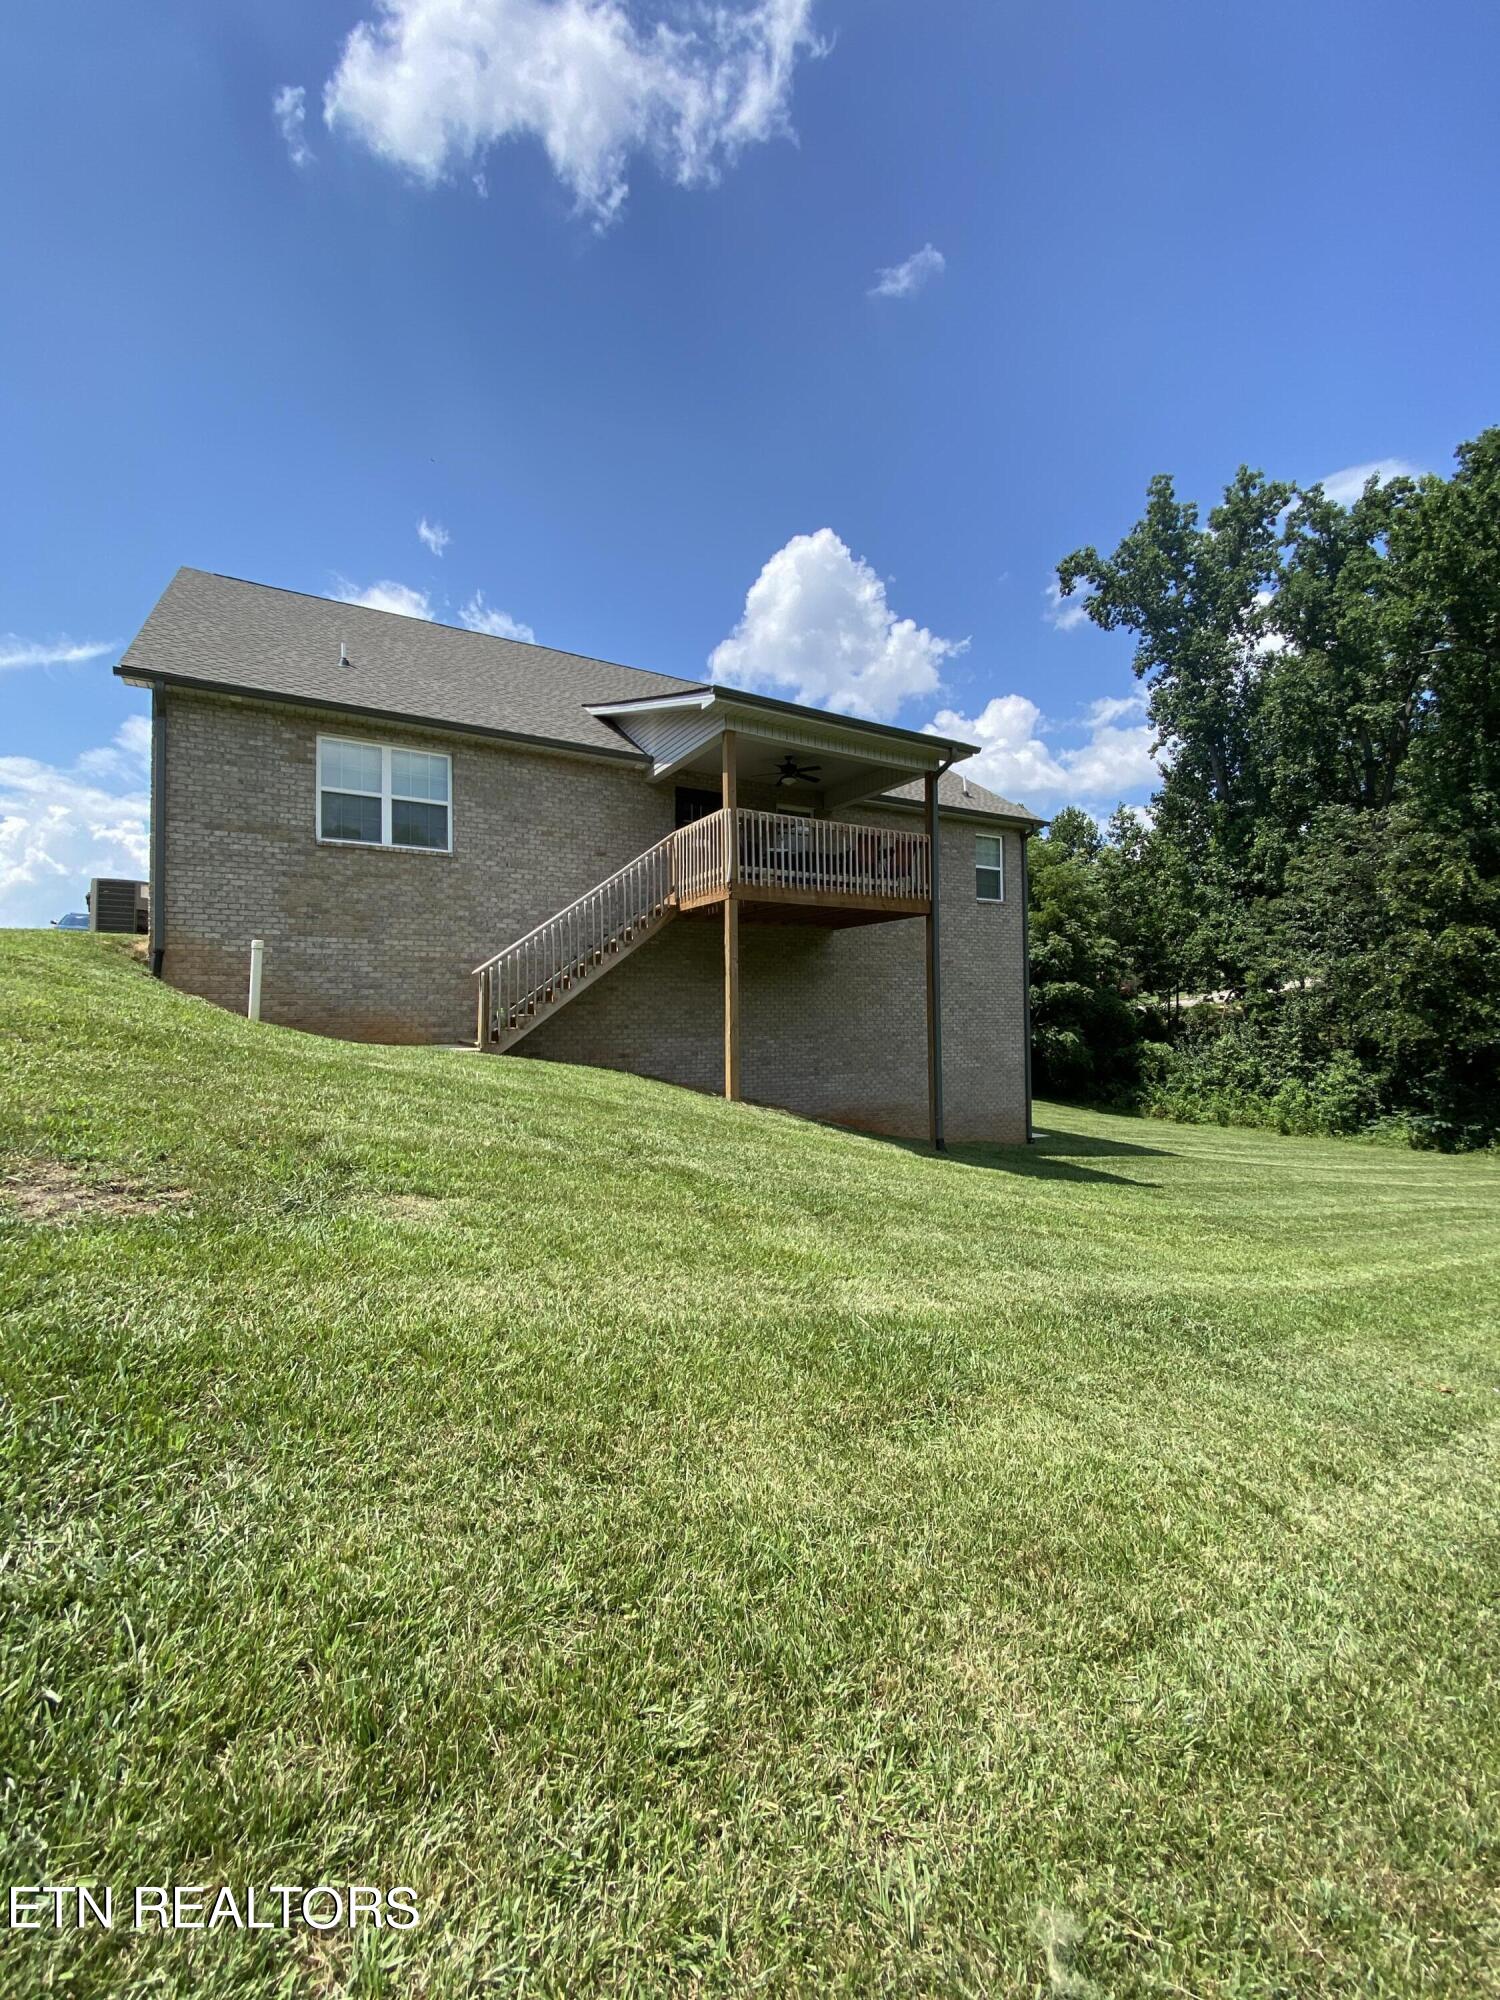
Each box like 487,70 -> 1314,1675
882,772 -> 1043,824
118,568 -> 702,761
117,567 -> 1042,822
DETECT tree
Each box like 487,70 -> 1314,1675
1041,427 -> 1500,1145
1095,808 -> 1195,1017
1392,428 -> 1500,834
1264,472 -> 1431,823
1028,812 -> 1145,1103
1279,806 -> 1500,1140
1058,467 -> 1292,871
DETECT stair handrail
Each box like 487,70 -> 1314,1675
475,805 -> 941,1050
475,812 -> 735,1046
472,826 -> 688,976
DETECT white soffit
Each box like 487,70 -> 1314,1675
588,692 -> 955,783
613,703 -> 721,774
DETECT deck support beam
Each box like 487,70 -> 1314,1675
722,730 -> 741,1101
925,771 -> 945,1150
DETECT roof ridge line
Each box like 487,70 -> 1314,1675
181,566 -> 698,691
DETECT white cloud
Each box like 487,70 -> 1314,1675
460,592 -> 535,643
1314,458 -> 1426,507
334,578 -> 435,618
868,243 -> 945,301
930,695 -> 1065,799
75,714 -> 153,780
1043,578 -> 1090,632
1061,716 -> 1158,800
321,0 -> 823,226
417,517 -> 450,556
0,635 -> 115,672
273,84 -> 316,168
927,686 -> 1158,811
1,719 -> 151,928
1085,692 -> 1146,727
333,576 -> 534,638
709,529 -> 966,722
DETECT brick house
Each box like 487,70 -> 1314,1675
117,568 -> 1042,1145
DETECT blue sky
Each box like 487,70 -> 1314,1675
3,0 -> 1497,923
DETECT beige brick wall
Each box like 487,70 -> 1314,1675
159,691 -> 1029,1142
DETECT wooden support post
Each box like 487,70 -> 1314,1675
722,729 -> 741,1101
722,728 -> 739,846
924,770 -> 945,1150
477,965 -> 492,1049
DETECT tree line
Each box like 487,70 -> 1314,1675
1029,426 -> 1499,1148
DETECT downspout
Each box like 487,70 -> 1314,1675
148,684 -> 167,978
1020,828 -> 1034,1143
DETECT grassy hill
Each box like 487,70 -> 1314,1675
1,933 -> 1496,1998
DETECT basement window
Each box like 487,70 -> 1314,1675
975,834 -> 1005,902
317,736 -> 451,852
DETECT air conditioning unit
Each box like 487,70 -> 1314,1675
88,878 -> 150,935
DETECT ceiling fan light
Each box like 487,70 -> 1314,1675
773,754 -> 822,786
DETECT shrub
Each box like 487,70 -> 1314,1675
1141,1025 -> 1384,1140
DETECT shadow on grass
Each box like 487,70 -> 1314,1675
880,1124 -> 1173,1187
1028,1126 -> 1172,1161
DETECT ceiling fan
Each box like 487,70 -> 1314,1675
773,753 -> 822,788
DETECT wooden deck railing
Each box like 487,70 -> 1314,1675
732,808 -> 930,902
673,807 -> 729,902
474,807 -> 930,1046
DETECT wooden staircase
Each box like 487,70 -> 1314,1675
474,819 -> 722,1051
473,805 -> 931,1053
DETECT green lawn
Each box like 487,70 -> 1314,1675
1,934 -> 1496,1998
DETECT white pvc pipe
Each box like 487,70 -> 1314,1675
248,938 -> 264,1023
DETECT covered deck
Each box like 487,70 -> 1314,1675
673,805 -> 930,925
584,694 -> 973,1137
477,689 -> 979,1145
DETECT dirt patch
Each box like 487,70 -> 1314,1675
0,1161 -> 193,1224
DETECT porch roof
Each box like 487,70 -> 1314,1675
586,687 -> 982,815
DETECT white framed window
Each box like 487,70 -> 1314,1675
975,833 -> 1005,901
317,735 -> 452,852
